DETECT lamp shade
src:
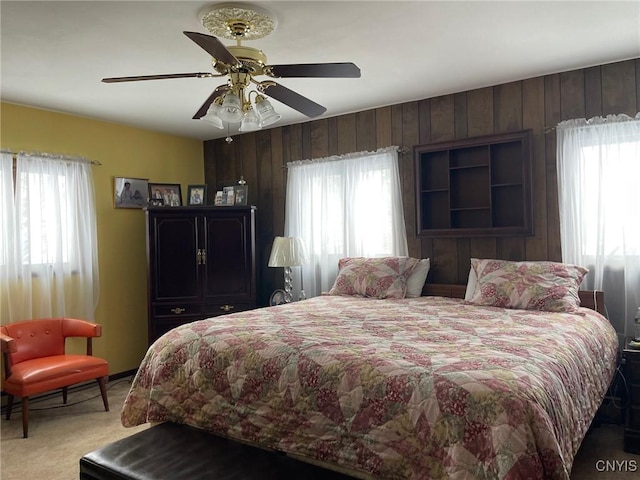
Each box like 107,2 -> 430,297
255,95 -> 282,127
200,103 -> 224,129
239,108 -> 260,132
218,93 -> 244,123
268,237 -> 309,267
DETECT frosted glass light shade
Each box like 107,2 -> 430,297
255,96 -> 281,127
239,108 -> 260,132
218,93 -> 243,122
200,103 -> 224,129
268,237 -> 309,267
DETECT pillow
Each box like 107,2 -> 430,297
467,258 -> 588,312
328,257 -> 419,299
464,265 -> 477,301
405,258 -> 431,298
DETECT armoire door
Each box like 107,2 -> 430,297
202,211 -> 253,304
149,213 -> 202,302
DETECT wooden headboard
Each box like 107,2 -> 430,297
422,284 -> 606,316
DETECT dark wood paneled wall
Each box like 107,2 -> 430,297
204,59 -> 640,306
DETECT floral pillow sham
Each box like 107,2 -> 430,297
467,258 -> 588,313
328,256 -> 419,299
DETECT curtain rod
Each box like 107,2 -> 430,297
285,145 -> 409,168
1,148 -> 102,166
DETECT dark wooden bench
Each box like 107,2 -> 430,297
80,422 -> 354,480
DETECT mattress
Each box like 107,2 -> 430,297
121,295 -> 618,479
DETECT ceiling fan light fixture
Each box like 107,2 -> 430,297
239,107 -> 260,132
255,95 -> 281,127
218,93 -> 244,122
200,102 -> 225,129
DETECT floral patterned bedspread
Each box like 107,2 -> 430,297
122,296 -> 618,480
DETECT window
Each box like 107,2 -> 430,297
557,114 -> 640,340
580,141 -> 640,256
0,152 -> 99,322
285,147 -> 408,297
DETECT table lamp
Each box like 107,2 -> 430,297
268,236 -> 309,302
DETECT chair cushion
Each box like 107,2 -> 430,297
3,354 -> 108,397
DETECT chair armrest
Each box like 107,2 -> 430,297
0,332 -> 17,354
61,318 -> 102,338
0,331 -> 17,380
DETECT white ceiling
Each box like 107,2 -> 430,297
2,1 -> 639,141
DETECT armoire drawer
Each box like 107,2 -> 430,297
204,303 -> 252,316
153,304 -> 201,317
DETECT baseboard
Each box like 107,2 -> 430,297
0,368 -> 138,410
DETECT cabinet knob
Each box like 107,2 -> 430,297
170,307 -> 186,315
220,304 -> 234,312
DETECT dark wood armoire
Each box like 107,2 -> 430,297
145,206 -> 256,343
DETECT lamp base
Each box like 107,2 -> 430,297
283,266 -> 293,303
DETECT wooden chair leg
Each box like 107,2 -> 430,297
97,376 -> 109,412
6,394 -> 14,420
21,396 -> 29,438
62,386 -> 68,404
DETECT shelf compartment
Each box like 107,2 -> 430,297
450,146 -> 489,168
420,191 -> 450,230
452,208 -> 492,229
419,151 -> 449,191
491,141 -> 524,185
492,185 -> 524,227
450,167 -> 490,210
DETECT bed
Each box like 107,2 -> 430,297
122,258 -> 618,480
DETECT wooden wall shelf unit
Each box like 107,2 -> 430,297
415,130 -> 534,237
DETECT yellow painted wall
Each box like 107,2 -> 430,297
1,102 -> 204,374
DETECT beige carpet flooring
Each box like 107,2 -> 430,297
0,377 -> 638,479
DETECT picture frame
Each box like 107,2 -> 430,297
114,176 -> 148,209
269,289 -> 287,306
234,185 -> 248,205
187,184 -> 207,206
148,183 -> 182,207
222,186 -> 235,205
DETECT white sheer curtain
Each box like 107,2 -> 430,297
0,153 -> 100,323
0,152 -> 17,322
557,113 -> 640,339
284,146 -> 408,298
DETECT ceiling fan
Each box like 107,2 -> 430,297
102,3 -> 361,131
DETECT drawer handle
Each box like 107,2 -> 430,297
170,307 -> 186,315
220,305 -> 234,312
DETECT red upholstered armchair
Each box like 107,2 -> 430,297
0,318 -> 110,438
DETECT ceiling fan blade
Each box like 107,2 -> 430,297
261,83 -> 327,118
102,73 -> 212,83
267,63 -> 361,78
192,86 -> 228,119
183,31 -> 239,66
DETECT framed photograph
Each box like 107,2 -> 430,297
270,289 -> 287,306
148,183 -> 182,207
187,185 -> 207,206
114,176 -> 148,209
222,186 -> 235,206
234,185 -> 248,205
